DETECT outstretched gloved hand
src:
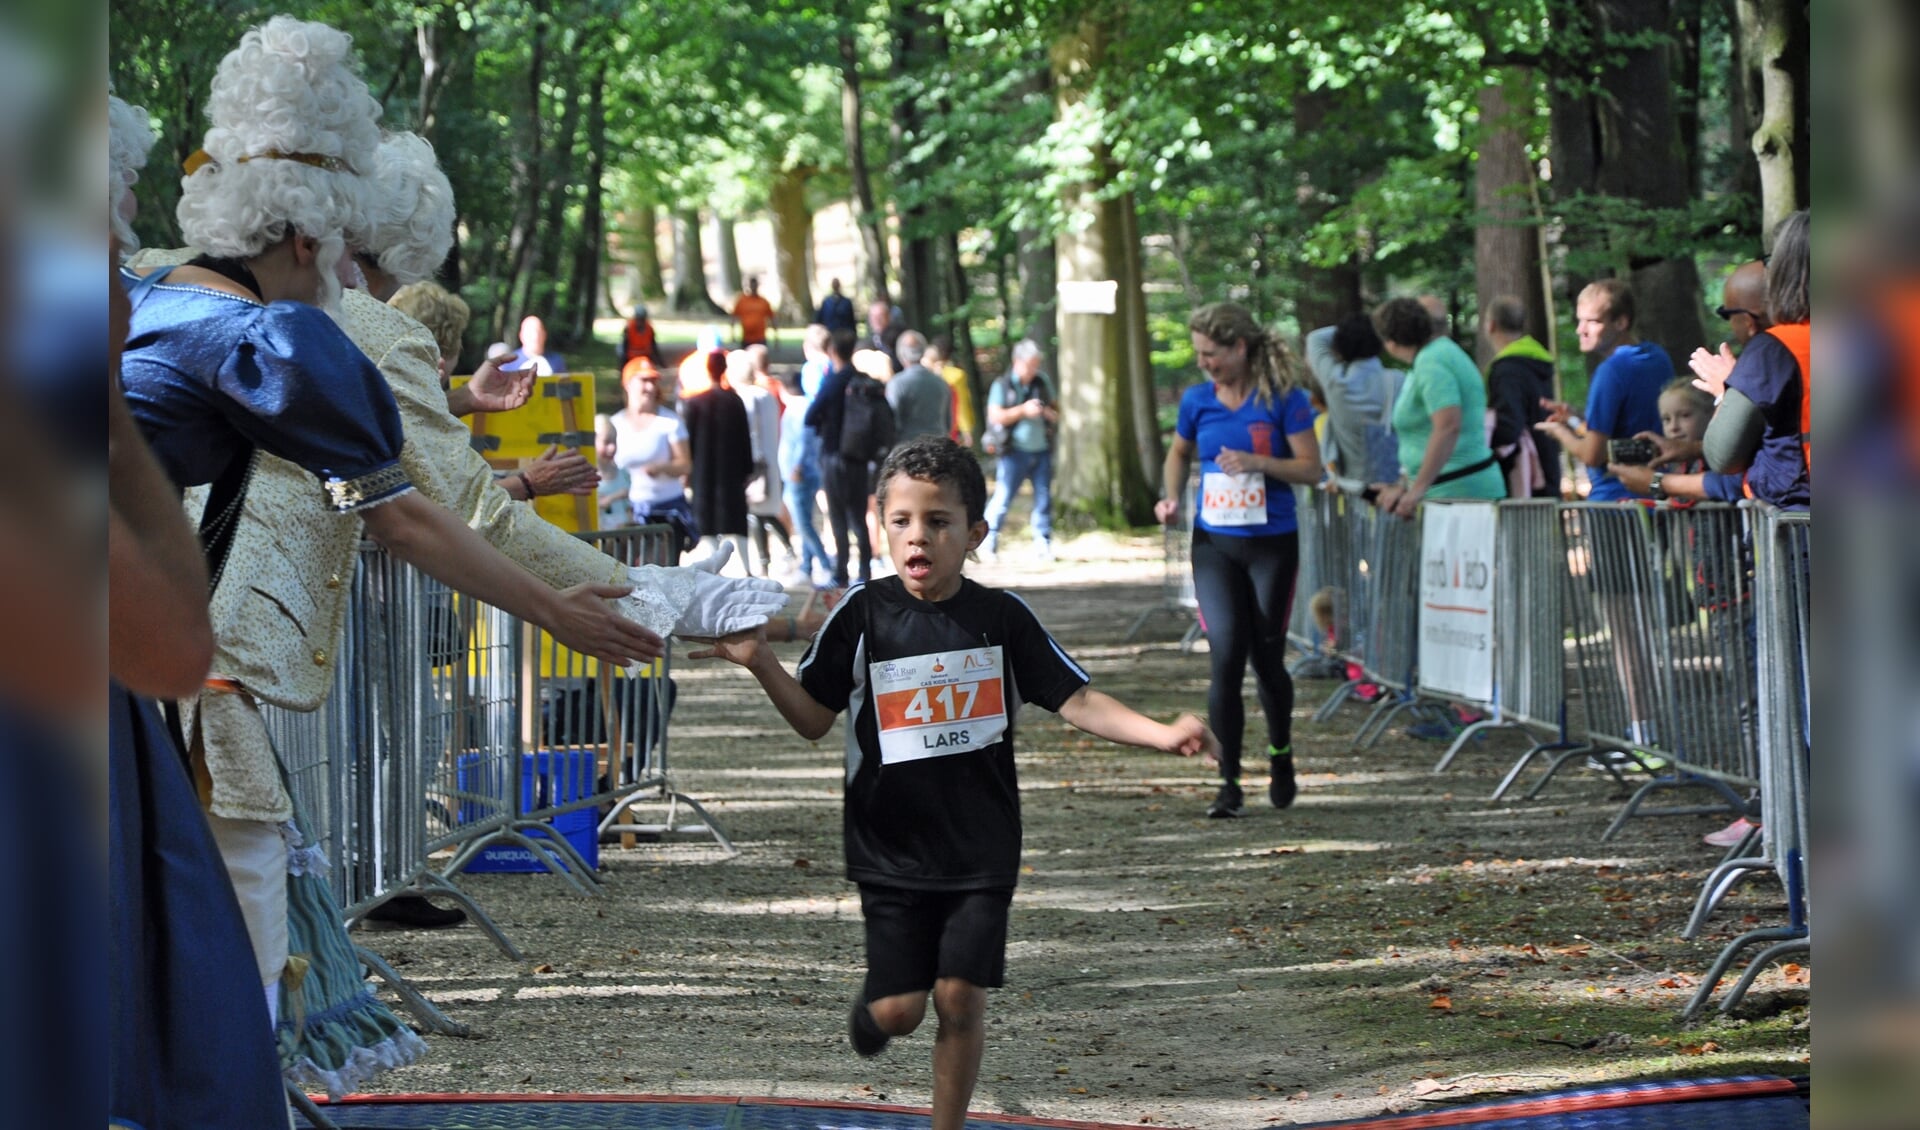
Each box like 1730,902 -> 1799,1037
616,542 -> 787,667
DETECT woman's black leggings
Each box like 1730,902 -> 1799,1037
1190,527 -> 1300,782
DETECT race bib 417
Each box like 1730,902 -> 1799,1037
869,647 -> 1008,764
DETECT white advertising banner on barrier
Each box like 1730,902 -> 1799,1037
1418,502 -> 1496,701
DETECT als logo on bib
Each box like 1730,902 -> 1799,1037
869,647 -> 1009,764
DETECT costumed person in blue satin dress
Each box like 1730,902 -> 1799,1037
107,89 -> 289,1130
111,19 -> 675,1122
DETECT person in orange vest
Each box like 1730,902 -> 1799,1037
620,303 -> 663,370
733,276 -> 776,348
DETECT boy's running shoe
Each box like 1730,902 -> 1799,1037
1207,782 -> 1245,819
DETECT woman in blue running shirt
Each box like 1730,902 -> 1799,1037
1155,303 -> 1325,819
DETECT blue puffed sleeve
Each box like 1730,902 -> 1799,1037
219,303 -> 412,512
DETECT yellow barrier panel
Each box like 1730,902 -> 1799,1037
450,370 -> 599,534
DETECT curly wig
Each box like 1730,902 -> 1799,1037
176,16 -> 382,308
108,93 -> 155,255
351,131 -> 454,286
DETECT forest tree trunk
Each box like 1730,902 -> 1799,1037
630,203 -> 667,303
891,0 -> 941,330
1472,69 -> 1551,363
944,229 -> 983,432
1548,0 -> 1705,368
497,0 -> 546,342
1742,0 -> 1809,242
838,26 -> 891,304
769,165 -> 815,324
1016,230 -> 1057,373
669,208 -> 724,315
565,63 -> 607,342
715,214 -> 743,297
1050,18 -> 1155,526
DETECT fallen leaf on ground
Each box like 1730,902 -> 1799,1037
1430,995 -> 1453,1010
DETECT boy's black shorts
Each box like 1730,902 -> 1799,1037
858,884 -> 1013,999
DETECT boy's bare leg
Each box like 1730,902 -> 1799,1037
867,989 -> 929,1037
929,977 -> 988,1130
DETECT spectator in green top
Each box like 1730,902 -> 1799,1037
1371,297 -> 1507,518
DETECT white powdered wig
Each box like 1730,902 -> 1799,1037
351,131 -> 455,286
175,16 -> 382,308
108,93 -> 155,254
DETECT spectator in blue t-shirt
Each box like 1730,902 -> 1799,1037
1155,302 -> 1324,820
1535,279 -> 1670,500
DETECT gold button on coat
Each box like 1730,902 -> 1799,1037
312,650 -> 328,666
326,573 -> 344,589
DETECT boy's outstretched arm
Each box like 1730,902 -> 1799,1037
1057,686 -> 1217,761
688,629 -> 839,740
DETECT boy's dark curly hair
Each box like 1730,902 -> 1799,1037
876,436 -> 988,524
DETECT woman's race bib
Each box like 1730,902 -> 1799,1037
1200,469 -> 1267,526
869,647 -> 1008,764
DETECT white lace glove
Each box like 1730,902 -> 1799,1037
616,547 -> 787,671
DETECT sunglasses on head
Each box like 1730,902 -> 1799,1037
1714,305 -> 1757,321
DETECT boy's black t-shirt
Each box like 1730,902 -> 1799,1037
797,576 -> 1090,891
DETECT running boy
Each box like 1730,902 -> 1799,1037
692,436 -> 1215,1130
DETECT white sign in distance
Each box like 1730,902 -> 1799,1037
1058,279 -> 1118,315
1416,502 -> 1496,703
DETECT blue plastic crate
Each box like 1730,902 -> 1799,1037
455,749 -> 598,824
461,807 -> 599,874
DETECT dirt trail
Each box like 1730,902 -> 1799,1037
361,533 -> 1808,1127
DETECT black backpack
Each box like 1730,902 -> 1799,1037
839,371 -> 897,462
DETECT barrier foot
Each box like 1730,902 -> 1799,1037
604,789 -> 740,856
1719,935 -> 1810,1015
1490,739 -> 1579,800
1359,690 -> 1420,744
1720,821 -> 1764,865
1682,855 -> 1775,940
1679,924 -> 1801,1023
1122,604 -> 1180,644
407,870 -> 525,961
1601,773 -> 1748,842
356,944 -> 471,1037
440,829 -> 602,898
289,1083 -> 341,1130
1358,696 -> 1428,749
1311,678 -> 1362,723
1432,719 -> 1508,773
503,821 -> 606,897
1519,745 -> 1600,800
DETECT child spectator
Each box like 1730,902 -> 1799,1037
1605,379 -> 1743,503
692,436 -> 1215,1130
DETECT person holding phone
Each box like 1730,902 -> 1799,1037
1534,279 -> 1668,500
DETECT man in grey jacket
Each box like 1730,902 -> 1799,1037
885,330 -> 954,444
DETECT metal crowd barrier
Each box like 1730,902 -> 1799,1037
1555,502 -> 1758,839
1429,499 -> 1582,794
1346,506 -> 1428,747
1682,507 -> 1810,1019
1310,491 -> 1382,721
1122,470 -> 1201,651
1287,487 -> 1355,679
1276,496 -> 1810,1019
261,524 -> 734,1030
